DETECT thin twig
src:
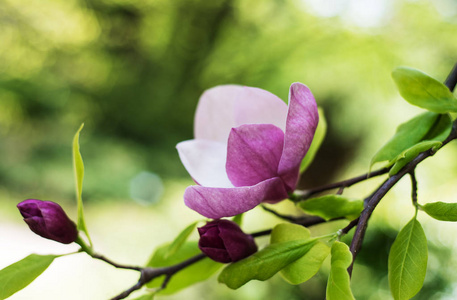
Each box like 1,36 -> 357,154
261,205 -> 303,222
92,253 -> 142,271
109,214 -> 339,299
341,217 -> 359,235
110,254 -> 207,300
336,186 -> 345,195
410,170 -> 418,206
110,281 -> 143,300
294,167 -> 389,200
445,62 -> 457,90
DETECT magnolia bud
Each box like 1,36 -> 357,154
198,219 -> 257,263
17,199 -> 78,244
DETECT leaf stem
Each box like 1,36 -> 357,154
75,235 -> 94,256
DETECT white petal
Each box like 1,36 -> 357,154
176,139 -> 233,188
194,85 -> 241,142
234,86 -> 288,132
194,85 -> 288,142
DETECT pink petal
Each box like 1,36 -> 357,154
226,124 -> 284,187
278,83 -> 319,190
194,85 -> 288,143
176,140 -> 233,188
183,177 -> 289,218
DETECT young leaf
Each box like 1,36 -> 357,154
146,241 -> 222,295
421,201 -> 457,221
0,254 -> 59,300
164,221 -> 199,259
388,140 -> 442,176
392,67 -> 457,113
388,218 -> 428,300
218,238 -> 318,289
300,107 -> 327,173
422,113 -> 452,141
270,223 -> 330,284
370,112 -> 440,168
72,123 -> 91,245
326,241 -> 355,300
298,195 -> 363,221
270,223 -> 311,242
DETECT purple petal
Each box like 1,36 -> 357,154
226,124 -> 284,187
17,199 -> 78,244
278,83 -> 318,190
199,247 -> 231,263
198,226 -> 225,249
218,221 -> 257,262
17,200 -> 43,219
183,177 -> 288,218
194,85 -> 288,143
176,140 -> 233,188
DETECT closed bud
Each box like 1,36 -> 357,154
17,199 -> 78,244
198,219 -> 257,263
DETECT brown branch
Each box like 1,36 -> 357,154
341,217 -> 359,235
110,254 -> 207,300
292,167 -> 389,200
445,62 -> 457,90
348,63 -> 457,276
410,170 -> 418,206
92,253 -> 142,271
261,205 -> 304,222
108,214 -> 343,299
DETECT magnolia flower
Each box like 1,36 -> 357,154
17,199 -> 78,244
198,219 -> 257,263
177,83 -> 318,218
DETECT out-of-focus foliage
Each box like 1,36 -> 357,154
2,0 -> 457,202
2,0 -> 457,299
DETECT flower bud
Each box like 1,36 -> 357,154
17,199 -> 78,244
198,219 -> 257,263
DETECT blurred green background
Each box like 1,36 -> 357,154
2,0 -> 457,299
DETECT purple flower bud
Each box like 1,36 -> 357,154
17,199 -> 78,244
198,219 -> 257,263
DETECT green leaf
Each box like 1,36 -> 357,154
0,254 -> 59,299
72,123 -> 91,245
389,140 -> 441,176
300,107 -> 327,173
388,218 -> 428,300
422,113 -> 453,141
270,223 -> 312,242
164,221 -> 198,259
232,213 -> 243,226
146,241 -> 222,294
392,67 -> 457,113
298,195 -> 363,221
326,241 -> 355,300
218,238 -> 318,289
370,112 -> 441,168
270,223 -> 330,284
421,201 -> 457,221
